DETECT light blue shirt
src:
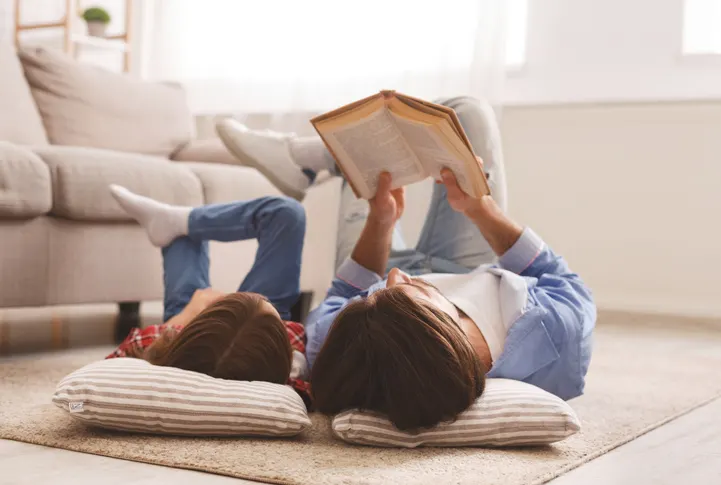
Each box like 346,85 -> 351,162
305,228 -> 596,401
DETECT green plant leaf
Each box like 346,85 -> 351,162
82,7 -> 111,24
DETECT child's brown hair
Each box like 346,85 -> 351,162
142,292 -> 292,384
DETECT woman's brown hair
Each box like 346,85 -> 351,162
311,287 -> 485,431
142,292 -> 292,384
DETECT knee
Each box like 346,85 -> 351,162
266,196 -> 306,228
442,97 -> 496,127
439,97 -> 501,167
441,96 -> 483,111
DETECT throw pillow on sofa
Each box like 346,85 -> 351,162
53,358 -> 311,437
19,46 -> 193,157
332,378 -> 581,448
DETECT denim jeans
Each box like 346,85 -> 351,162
333,96 -> 507,276
161,196 -> 305,322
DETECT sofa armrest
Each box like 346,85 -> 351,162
171,138 -> 240,166
0,141 -> 52,218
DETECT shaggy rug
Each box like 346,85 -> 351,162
1,315 -> 720,485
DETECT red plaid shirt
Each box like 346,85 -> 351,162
107,321 -> 312,407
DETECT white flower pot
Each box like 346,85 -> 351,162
86,21 -> 108,38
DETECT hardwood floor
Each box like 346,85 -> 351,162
2,397 -> 720,485
0,439 -> 249,485
547,397 -> 721,485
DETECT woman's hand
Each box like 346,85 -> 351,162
368,172 -> 405,226
350,172 -> 403,276
440,158 -> 502,221
440,159 -> 523,256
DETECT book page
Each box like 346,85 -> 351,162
394,94 -> 474,152
319,108 -> 425,198
389,112 -> 476,196
394,94 -> 490,197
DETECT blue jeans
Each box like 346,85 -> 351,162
161,196 -> 305,322
332,96 -> 507,276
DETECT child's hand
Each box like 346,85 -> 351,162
185,288 -> 227,319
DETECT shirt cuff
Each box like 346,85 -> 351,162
336,257 -> 384,290
498,227 -> 545,274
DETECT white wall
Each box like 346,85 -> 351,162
496,0 -> 721,317
507,0 -> 721,104
501,101 -> 721,318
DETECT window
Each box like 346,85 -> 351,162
683,0 -> 721,54
506,0 -> 528,67
146,0 -> 529,112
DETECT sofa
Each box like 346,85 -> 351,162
0,43 -> 340,338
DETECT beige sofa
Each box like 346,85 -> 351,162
0,43 -> 339,337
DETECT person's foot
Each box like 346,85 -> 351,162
109,185 -> 191,247
216,119 -> 310,201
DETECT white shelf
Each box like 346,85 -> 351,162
71,34 -> 129,52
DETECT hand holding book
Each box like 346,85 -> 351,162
368,172 -> 405,227
311,91 -> 491,200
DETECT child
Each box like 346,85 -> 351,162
105,186 -> 311,405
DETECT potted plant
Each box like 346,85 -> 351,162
82,7 -> 111,37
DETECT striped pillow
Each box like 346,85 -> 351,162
53,358 -> 311,437
332,379 -> 580,448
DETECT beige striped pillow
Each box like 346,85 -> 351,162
332,379 -> 580,448
53,358 -> 311,437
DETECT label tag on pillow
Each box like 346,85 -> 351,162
69,402 -> 84,413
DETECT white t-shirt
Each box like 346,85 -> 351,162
423,269 -> 522,362
291,350 -> 309,380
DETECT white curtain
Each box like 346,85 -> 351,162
142,0 -> 512,115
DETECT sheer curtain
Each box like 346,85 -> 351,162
141,0 -> 511,115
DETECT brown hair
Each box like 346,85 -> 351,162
142,293 -> 292,384
311,287 -> 485,431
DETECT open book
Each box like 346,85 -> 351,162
311,91 -> 490,199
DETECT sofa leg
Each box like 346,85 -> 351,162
290,291 -> 314,325
115,302 -> 141,344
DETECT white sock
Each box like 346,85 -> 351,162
109,185 -> 192,248
288,136 -> 337,173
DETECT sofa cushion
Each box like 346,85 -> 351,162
178,162 -> 282,204
19,47 -> 193,157
172,138 -> 239,166
0,43 -> 48,145
0,142 -> 52,218
32,145 -> 204,221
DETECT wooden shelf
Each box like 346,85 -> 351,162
71,34 -> 130,52
15,21 -> 66,31
14,0 -> 134,72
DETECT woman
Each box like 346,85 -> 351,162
216,97 -> 595,431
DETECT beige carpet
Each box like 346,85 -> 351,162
1,315 -> 721,485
